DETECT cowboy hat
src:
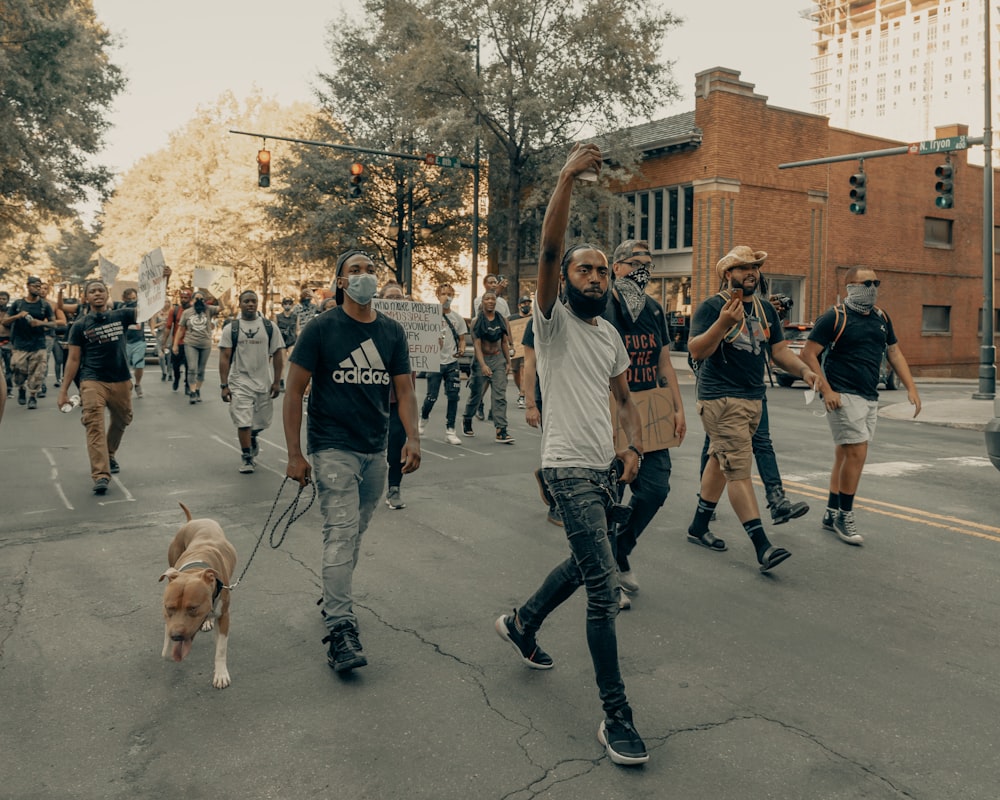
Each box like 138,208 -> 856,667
716,246 -> 767,280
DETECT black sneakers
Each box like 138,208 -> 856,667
93,477 -> 110,495
109,457 -> 120,474
598,706 -> 649,765
494,611 -> 553,669
26,396 -> 37,409
495,427 -> 515,444
323,621 -> 368,672
767,488 -> 809,525
462,418 -> 475,437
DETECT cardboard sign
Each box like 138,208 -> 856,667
98,254 -> 120,286
373,299 -> 442,373
193,266 -> 234,298
136,248 -> 168,323
508,316 -> 529,359
610,386 -> 680,453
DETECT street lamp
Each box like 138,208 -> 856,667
980,0 -> 1000,469
464,36 -> 482,317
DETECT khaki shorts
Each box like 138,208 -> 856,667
698,397 -> 762,481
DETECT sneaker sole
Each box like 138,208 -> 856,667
836,531 -> 864,545
598,721 -> 649,765
328,654 -> 368,672
494,615 -> 553,670
386,501 -> 406,509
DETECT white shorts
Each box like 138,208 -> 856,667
826,392 -> 878,446
228,387 -> 273,431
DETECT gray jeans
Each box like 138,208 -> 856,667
313,447 -> 388,630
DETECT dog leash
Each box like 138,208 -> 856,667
227,477 -> 316,590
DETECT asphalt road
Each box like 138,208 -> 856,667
1,355 -> 998,800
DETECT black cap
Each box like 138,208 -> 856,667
519,295 -> 531,303
27,275 -> 42,285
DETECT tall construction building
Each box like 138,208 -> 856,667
806,0 -> 996,147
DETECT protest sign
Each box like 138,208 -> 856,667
609,386 -> 680,453
136,248 -> 168,323
98,254 -> 120,286
508,316 -> 529,359
193,266 -> 234,298
373,299 -> 442,373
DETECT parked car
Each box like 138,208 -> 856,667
144,325 -> 160,364
771,322 -> 896,389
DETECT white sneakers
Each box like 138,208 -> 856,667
445,428 -> 461,445
418,417 -> 427,435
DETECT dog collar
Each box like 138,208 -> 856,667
178,561 -> 225,600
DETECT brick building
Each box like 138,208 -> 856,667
522,66 -> 998,378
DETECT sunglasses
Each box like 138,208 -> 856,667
851,280 -> 881,287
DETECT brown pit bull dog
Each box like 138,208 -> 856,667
159,503 -> 237,689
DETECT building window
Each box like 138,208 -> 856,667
922,305 -> 951,334
619,185 -> 694,253
924,217 -> 954,248
977,309 -> 1000,336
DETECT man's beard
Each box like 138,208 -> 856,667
564,283 -> 609,318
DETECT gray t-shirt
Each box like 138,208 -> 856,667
535,299 -> 630,470
219,314 -> 285,394
178,306 -> 217,349
219,315 -> 285,394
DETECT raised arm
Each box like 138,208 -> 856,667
536,143 -> 603,317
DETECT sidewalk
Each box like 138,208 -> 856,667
668,351 -> 999,432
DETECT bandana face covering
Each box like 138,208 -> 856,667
845,283 -> 878,313
617,265 -> 650,322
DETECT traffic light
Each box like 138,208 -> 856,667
257,149 -> 271,188
934,163 -> 954,208
349,162 -> 365,199
849,170 -> 867,215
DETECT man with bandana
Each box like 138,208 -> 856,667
686,246 -> 821,573
602,240 -> 686,606
283,250 -> 420,674
493,143 -> 650,767
800,266 -> 920,546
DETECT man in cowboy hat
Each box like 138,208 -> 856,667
685,246 -> 824,573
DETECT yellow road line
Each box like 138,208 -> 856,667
753,478 -> 1000,544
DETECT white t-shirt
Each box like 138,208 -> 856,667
535,299 -> 630,469
219,314 -> 285,394
439,309 -> 468,365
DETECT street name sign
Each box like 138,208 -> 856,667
908,135 -> 969,155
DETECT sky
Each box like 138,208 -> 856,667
90,0 -> 817,176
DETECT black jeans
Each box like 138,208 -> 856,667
386,403 -> 406,488
615,448 -> 672,564
421,361 -> 461,429
517,466 -> 628,716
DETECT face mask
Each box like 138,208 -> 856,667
441,297 -> 452,309
194,299 -> 206,313
623,264 -> 651,290
519,304 -> 531,315
845,283 -> 878,313
345,273 -> 378,305
564,282 -> 609,318
125,300 -> 137,308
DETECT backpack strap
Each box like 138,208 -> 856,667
230,317 -> 273,349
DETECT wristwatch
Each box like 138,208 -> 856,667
220,383 -> 228,389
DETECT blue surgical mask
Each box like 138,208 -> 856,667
345,273 -> 378,305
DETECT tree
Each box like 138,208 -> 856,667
318,0 -> 682,295
97,93 -> 323,305
0,0 -> 124,240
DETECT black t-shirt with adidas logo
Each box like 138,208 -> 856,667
290,306 -> 411,454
